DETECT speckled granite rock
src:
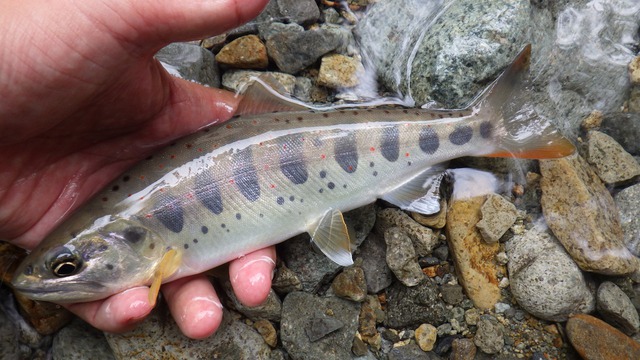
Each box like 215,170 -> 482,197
384,227 -> 425,287
155,43 -> 220,87
317,54 -> 362,88
596,281 -> 640,335
474,316 -> 504,354
376,208 -> 438,257
586,130 -> 640,185
614,183 -> 640,257
384,280 -> 449,328
599,112 -> 640,156
476,194 -> 518,244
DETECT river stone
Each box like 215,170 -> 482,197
476,194 -> 518,244
411,199 -> 447,229
280,292 -> 359,360
384,227 -> 425,287
614,183 -> 640,257
415,323 -> 438,352
355,232 -> 393,294
474,316 -> 504,355
566,314 -> 640,360
331,266 -> 367,302
599,112 -> 640,156
229,0 -> 320,36
540,154 -> 638,275
52,319 -> 114,360
272,261 -> 302,295
155,43 -> 220,87
445,196 -> 502,310
317,54 -> 362,88
596,281 -> 640,335
506,225 -> 595,321
222,282 -> 282,322
215,35 -> 268,69
586,130 -> 640,185
221,69 -> 296,94
384,280 -> 449,328
376,208 -> 438,257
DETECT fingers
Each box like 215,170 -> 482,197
64,287 -> 153,333
161,275 -> 223,339
228,246 -> 276,307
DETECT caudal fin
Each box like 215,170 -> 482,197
473,44 -> 575,159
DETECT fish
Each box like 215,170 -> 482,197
12,44 -> 574,304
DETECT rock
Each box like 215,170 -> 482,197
581,110 -> 604,132
464,308 -> 480,326
13,294 -> 72,336
475,194 -> 517,244
344,204 -> 377,247
155,42 -> 220,87
384,227 -> 425,287
540,154 -> 638,275
615,183 -> 640,257
506,225 -> 595,322
215,35 -> 268,69
445,196 -> 502,310
275,0 -> 320,25
630,86 -> 640,113
317,54 -> 361,89
221,69 -> 297,94
0,288 -> 48,360
566,314 -> 640,360
280,292 -> 360,360
331,266 -> 367,302
586,131 -> 640,185
596,281 -> 640,335
411,200 -> 447,229
264,23 -> 343,74
376,208 -> 439,257
415,323 -> 437,352
440,284 -> 464,305
222,282 -> 282,322
387,343 -> 441,360
106,308 -> 271,359
630,55 -> 640,85
0,303 -> 21,360
272,261 -> 302,295
358,295 -> 382,344
474,316 -> 504,355
52,319 -> 114,360
450,338 -> 477,360
355,233 -> 394,294
599,112 -> 640,156
253,319 -> 278,348
384,280 -> 449,328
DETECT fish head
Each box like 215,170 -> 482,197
12,216 -> 166,303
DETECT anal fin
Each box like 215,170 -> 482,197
148,248 -> 182,306
381,166 -> 447,215
310,209 -> 354,266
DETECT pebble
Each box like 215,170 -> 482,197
506,225 -> 595,321
475,194 -> 518,244
215,35 -> 268,69
355,233 -> 394,293
351,335 -> 368,356
474,316 -> 504,354
222,282 -> 282,322
384,227 -> 425,287
253,319 -> 278,348
317,54 -> 361,88
331,266 -> 368,302
494,302 -> 511,314
358,295 -> 381,342
450,338 -> 477,360
272,261 -> 303,295
566,314 -> 640,360
629,55 -> 640,84
599,112 -> 640,156
614,183 -> 640,257
586,130 -> 640,185
387,342 -> 440,360
464,308 -> 480,326
384,280 -> 449,328
440,284 -> 464,305
221,69 -> 296,93
596,281 -> 640,335
540,154 -> 638,275
52,319 -> 114,360
445,196 -> 502,310
376,208 -> 439,257
414,323 -> 437,352
155,42 -> 220,87
411,200 -> 447,229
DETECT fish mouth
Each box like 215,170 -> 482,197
12,279 -> 107,303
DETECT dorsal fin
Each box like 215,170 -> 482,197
235,75 -> 312,116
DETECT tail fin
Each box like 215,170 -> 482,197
473,44 -> 575,159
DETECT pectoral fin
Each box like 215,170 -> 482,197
148,248 -> 182,306
381,166 -> 447,215
310,209 -> 354,266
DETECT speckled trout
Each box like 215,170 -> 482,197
12,45 -> 574,303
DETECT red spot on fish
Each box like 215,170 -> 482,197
226,124 -> 232,129
145,214 -> 152,218
139,196 -> 144,200
252,120 -> 257,125
170,155 -> 176,159
370,147 -> 375,152
270,184 -> 276,188
198,148 -> 203,152
259,142 -> 263,146
229,179 -> 235,184
127,194 -> 132,197
139,175 -> 145,180
348,165 -> 353,171
320,154 -> 326,159
186,193 -> 194,200
283,144 -> 287,150
186,144 -> 192,149
158,164 -> 164,169
264,165 -> 269,170
405,152 -> 410,157
101,197 -> 108,202
159,188 -> 164,192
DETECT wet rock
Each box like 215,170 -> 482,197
586,130 -> 640,185
272,261 -> 302,295
355,233 -> 393,294
384,280 -> 449,328
14,294 -> 72,336
155,42 -> 220,87
384,227 -> 425,287
415,323 -> 437,352
215,35 -> 268,69
253,319 -> 278,348
411,200 -> 447,229
599,112 -> 640,156
264,23 -> 343,74
52,319 -> 114,360
566,314 -> 640,360
221,69 -> 296,93
451,338 -> 476,360
222,282 -> 282,322
331,266 -> 367,302
376,208 -> 438,257
344,204 -> 377,247
445,196 -> 502,310
440,284 -> 464,306
614,183 -> 640,257
630,55 -> 640,84
388,343 -> 442,360
317,54 -> 361,89
106,308 -> 271,359
276,0 -> 320,25
476,194 -> 517,244
596,281 -> 640,335
464,308 -> 480,326
358,295 -> 382,346
474,316 -> 504,354
305,312 -> 344,342
506,225 -> 595,322
280,292 -> 359,360
540,154 -> 638,275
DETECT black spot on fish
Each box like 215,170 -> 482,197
279,135 -> 308,185
319,170 -> 327,178
343,184 -> 347,188
334,131 -> 358,173
369,162 -> 374,167
277,197 -> 284,205
233,148 -> 260,202
319,188 -> 324,193
201,226 -> 208,234
449,125 -> 473,145
259,214 -> 264,218
373,171 -> 378,176
480,121 -> 493,139
194,172 -> 223,215
236,213 -> 242,220
184,244 -> 189,249
380,125 -> 400,162
289,195 -> 295,201
112,185 -> 119,191
328,182 -> 335,189
153,194 -> 184,233
419,127 -> 439,154
123,176 -> 130,182
193,239 -> 198,243
221,223 -> 226,228
407,161 -> 412,166
149,243 -> 155,250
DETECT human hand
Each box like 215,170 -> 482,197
0,0 -> 273,338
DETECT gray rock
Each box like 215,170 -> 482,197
229,0 -> 320,36
52,319 -> 114,360
614,183 -> 640,257
476,194 -> 518,244
280,292 -> 360,360
506,225 -> 595,321
474,316 -> 504,354
385,280 -> 450,328
155,43 -> 220,87
272,261 -> 303,295
376,208 -> 438,257
600,113 -> 640,156
344,204 -> 377,247
440,284 -> 464,305
586,131 -> 640,185
388,343 -> 442,360
356,232 -> 394,294
221,69 -> 297,93
222,282 -> 282,322
106,308 -> 271,359
597,281 -> 640,335
384,227 -> 425,287
0,289 -> 49,359
0,300 -> 22,360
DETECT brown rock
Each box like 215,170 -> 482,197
566,314 -> 640,360
629,55 -> 640,85
411,199 -> 447,229
451,338 -> 477,360
445,197 -> 502,310
540,154 -> 638,275
317,54 -> 361,88
414,323 -> 437,352
586,130 -> 640,185
253,319 -> 278,348
581,110 -> 604,132
215,35 -> 268,69
332,266 -> 367,302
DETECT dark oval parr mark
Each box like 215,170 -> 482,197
334,131 -> 358,173
153,194 -> 184,233
449,125 -> 473,145
380,125 -> 399,162
419,127 -> 439,154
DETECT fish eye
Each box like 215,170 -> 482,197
49,250 -> 82,277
